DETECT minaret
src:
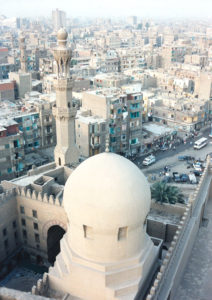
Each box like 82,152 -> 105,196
53,28 -> 79,166
19,32 -> 27,73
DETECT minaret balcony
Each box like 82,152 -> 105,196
52,106 -> 77,119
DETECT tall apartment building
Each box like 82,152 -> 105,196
24,95 -> 56,148
76,110 -> 107,157
0,119 -> 25,181
14,112 -> 41,153
52,9 -> 66,32
81,88 -> 142,156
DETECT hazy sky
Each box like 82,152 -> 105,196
1,0 -> 212,19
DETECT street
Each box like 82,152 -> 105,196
135,126 -> 212,180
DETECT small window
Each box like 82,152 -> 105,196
33,223 -> 38,230
21,218 -> 26,226
83,225 -> 93,239
4,239 -> 9,249
12,220 -> 17,228
14,231 -> 18,239
2,228 -> 7,236
23,229 -> 27,238
118,227 -> 128,241
35,233 -> 40,243
20,206 -> 25,214
32,210 -> 37,218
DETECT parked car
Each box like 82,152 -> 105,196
180,174 -> 189,183
189,173 -> 197,184
193,162 -> 203,172
178,155 -> 195,161
172,172 -> 181,182
142,155 -> 156,166
193,170 -> 202,177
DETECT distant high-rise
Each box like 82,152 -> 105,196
52,8 -> 66,32
127,16 -> 137,26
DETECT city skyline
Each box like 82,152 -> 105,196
1,0 -> 212,19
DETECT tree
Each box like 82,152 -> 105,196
151,181 -> 184,205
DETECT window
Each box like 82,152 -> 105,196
21,218 -> 26,226
32,210 -> 37,218
20,206 -> 25,214
4,239 -> 9,249
7,168 -> 12,174
23,229 -> 27,238
14,231 -> 18,239
118,227 -> 128,241
33,223 -> 38,230
5,144 -> 9,149
12,220 -> 17,228
2,228 -> 7,236
83,225 -> 93,239
35,233 -> 40,243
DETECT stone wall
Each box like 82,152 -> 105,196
145,156 -> 211,300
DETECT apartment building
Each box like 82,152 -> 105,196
76,110 -> 107,157
14,112 -> 41,153
0,119 -> 25,181
82,88 -> 142,156
0,79 -> 15,101
24,95 -> 56,148
151,98 -> 209,132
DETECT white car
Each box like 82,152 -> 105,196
142,155 -> 156,166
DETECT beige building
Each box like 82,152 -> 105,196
82,88 -> 142,156
76,110 -> 107,157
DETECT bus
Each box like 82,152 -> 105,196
193,137 -> 208,150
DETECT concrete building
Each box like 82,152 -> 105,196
0,119 -> 25,181
82,87 -> 142,156
0,79 -> 15,101
14,112 -> 41,153
76,110 -> 107,157
52,9 -> 66,32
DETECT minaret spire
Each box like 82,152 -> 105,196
19,32 -> 27,73
53,28 -> 79,167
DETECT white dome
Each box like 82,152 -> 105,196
63,152 -> 151,263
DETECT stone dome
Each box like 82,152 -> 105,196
63,152 -> 151,263
57,27 -> 68,41
19,36 -> 25,43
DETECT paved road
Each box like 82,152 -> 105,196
133,127 -> 212,177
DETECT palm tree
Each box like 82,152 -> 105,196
151,181 -> 184,205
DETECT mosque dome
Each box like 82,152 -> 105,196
63,152 -> 151,263
19,36 -> 25,43
57,27 -> 68,41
